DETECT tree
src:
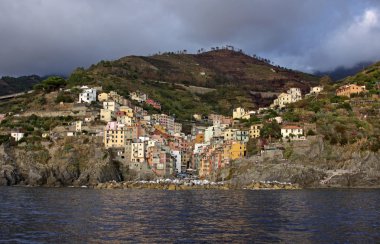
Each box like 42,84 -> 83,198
260,121 -> 281,141
67,68 -> 92,86
34,76 -> 66,92
319,76 -> 333,92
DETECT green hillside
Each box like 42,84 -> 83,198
65,49 -> 319,121
0,75 -> 42,96
341,61 -> 380,93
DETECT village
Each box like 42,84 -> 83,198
0,82 -> 373,180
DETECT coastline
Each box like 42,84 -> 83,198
5,182 -> 380,190
94,180 -> 301,190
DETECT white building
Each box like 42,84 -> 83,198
193,143 -> 210,154
11,132 -> 24,142
174,122 -> 182,134
271,93 -> 292,108
223,128 -> 237,141
79,88 -> 97,103
281,125 -> 303,139
271,88 -> 302,109
204,125 -> 222,142
117,115 -> 132,126
233,107 -> 250,119
171,150 -> 182,173
269,116 -> 283,124
75,121 -> 82,132
307,86 -> 324,95
103,101 -> 119,112
131,142 -> 145,163
287,88 -> 302,102
130,91 -> 147,103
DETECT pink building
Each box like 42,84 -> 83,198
0,114 -> 5,123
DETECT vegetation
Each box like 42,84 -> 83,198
33,76 -> 66,91
0,115 -> 75,132
0,75 -> 41,96
55,92 -> 74,103
260,121 -> 281,140
62,49 -> 318,121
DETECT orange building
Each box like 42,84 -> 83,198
336,84 -> 367,97
194,133 -> 205,143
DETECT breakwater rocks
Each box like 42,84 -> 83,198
94,179 -> 300,190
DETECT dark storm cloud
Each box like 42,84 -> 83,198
0,0 -> 380,76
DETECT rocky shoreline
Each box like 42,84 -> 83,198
93,180 -> 301,190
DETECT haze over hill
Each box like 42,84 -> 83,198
315,61 -> 375,81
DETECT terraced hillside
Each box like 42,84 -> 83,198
66,50 -> 319,120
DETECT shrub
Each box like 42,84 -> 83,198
337,102 -> 352,111
307,129 -> 316,136
55,92 -> 74,104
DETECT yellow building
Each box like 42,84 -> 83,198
119,106 -> 134,117
230,141 -> 246,160
233,107 -> 248,119
336,84 -> 367,97
223,143 -> 232,162
271,93 -> 292,108
154,124 -> 167,134
98,93 -> 109,102
223,128 -> 237,141
249,124 -> 262,138
100,109 -> 113,122
104,122 -> 127,148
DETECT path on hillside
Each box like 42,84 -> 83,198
0,90 -> 34,101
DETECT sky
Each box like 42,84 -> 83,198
1,0 -> 380,76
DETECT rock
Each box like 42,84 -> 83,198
167,184 -> 176,190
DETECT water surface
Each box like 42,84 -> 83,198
0,187 -> 379,243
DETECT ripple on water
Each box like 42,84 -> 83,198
0,187 -> 379,243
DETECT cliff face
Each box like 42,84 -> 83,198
221,136 -> 380,188
0,137 -> 124,186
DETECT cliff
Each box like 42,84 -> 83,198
0,136 -> 124,186
221,136 -> 380,188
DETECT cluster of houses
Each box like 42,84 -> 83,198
4,81 -> 375,179
93,89 -> 186,178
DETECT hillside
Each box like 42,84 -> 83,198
67,49 -> 319,120
0,75 -> 42,96
0,58 -> 379,188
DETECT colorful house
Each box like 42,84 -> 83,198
281,125 -> 303,140
249,124 -> 263,138
336,84 -> 367,97
229,141 -> 247,160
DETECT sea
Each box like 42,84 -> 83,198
0,187 -> 379,243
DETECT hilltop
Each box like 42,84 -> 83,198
66,49 -> 319,120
